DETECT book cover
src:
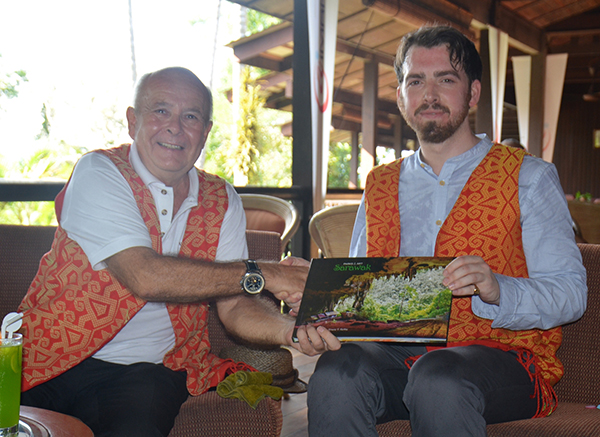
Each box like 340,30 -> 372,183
293,257 -> 454,343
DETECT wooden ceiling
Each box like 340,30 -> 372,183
227,0 -> 600,143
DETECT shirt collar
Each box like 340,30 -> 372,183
129,142 -> 199,202
413,134 -> 492,172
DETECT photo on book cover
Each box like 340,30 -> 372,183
293,257 -> 455,343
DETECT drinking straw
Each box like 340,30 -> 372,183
1,312 -> 23,339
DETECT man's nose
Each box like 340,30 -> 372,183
423,83 -> 439,103
167,115 -> 183,135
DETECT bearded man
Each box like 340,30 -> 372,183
306,25 -> 586,437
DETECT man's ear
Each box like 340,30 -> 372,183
125,107 -> 137,141
469,80 -> 481,108
203,120 -> 213,143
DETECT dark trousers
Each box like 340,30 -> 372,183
307,343 -> 537,437
21,358 -> 189,437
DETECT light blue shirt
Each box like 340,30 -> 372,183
350,135 -> 587,331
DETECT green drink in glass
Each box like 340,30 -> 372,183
0,333 -> 22,437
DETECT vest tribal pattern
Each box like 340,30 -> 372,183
364,144 -> 561,417
19,144 -> 249,395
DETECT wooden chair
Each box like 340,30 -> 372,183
0,225 -> 284,437
308,203 -> 359,258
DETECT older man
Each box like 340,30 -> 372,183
307,25 -> 586,436
20,67 -> 339,437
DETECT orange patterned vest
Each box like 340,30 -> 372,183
364,144 -> 561,417
19,144 -> 249,395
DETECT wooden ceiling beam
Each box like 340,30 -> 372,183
363,0 -> 544,53
363,0 -> 473,36
230,23 -> 293,62
336,40 -> 395,67
449,0 -> 544,53
240,55 -> 287,71
258,71 -> 293,91
333,88 -> 399,115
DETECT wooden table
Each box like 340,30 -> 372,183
19,406 -> 93,437
568,200 -> 600,244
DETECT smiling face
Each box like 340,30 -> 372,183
126,69 -> 213,187
397,45 -> 480,145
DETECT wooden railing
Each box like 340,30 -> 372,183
0,180 -> 363,259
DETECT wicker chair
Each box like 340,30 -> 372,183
308,203 -> 359,258
0,225 -> 284,437
240,193 -> 300,256
376,243 -> 600,436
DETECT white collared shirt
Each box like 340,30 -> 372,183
350,135 -> 587,331
61,143 -> 247,364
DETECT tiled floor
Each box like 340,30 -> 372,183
280,348 -> 319,437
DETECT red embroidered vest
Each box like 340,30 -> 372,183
19,144 -> 249,395
364,144 -> 562,416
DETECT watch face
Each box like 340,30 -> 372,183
243,272 -> 264,294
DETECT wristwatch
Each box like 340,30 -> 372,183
240,260 -> 265,295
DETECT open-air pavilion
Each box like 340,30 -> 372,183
3,0 -> 600,258
226,0 -> 600,256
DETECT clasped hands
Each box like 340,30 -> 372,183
270,256 -> 341,356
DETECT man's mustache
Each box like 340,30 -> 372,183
415,103 -> 451,116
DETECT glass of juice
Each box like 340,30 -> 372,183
0,334 -> 22,437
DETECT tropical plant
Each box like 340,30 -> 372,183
328,141 -> 353,188
230,66 -> 263,184
0,144 -> 86,225
0,55 -> 27,103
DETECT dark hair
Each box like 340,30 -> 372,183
394,25 -> 482,85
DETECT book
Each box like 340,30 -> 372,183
292,257 -> 455,343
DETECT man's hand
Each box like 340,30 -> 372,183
442,255 -> 500,305
263,256 -> 310,315
288,323 -> 341,356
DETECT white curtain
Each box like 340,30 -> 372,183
308,0 -> 339,213
488,27 -> 509,143
512,53 -> 568,161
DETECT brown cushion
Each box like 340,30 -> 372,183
244,209 -> 286,235
376,404 -> 600,437
168,392 -> 282,437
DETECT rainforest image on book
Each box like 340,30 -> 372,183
293,257 -> 454,343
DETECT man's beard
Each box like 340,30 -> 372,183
399,95 -> 471,143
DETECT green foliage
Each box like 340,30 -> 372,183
575,191 -> 593,202
0,54 -> 27,102
251,108 -> 292,187
36,103 -> 51,140
0,143 -> 86,225
233,66 -> 263,182
328,141 -> 353,188
334,268 -> 451,322
203,65 -> 292,187
245,9 -> 282,36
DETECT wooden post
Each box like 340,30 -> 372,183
292,0 -> 313,259
528,52 -> 545,158
476,29 -> 493,138
361,60 -> 378,187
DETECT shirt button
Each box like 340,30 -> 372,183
161,209 -> 168,215
161,189 -> 167,195
420,163 -> 426,168
439,180 -> 446,186
436,220 -> 442,226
